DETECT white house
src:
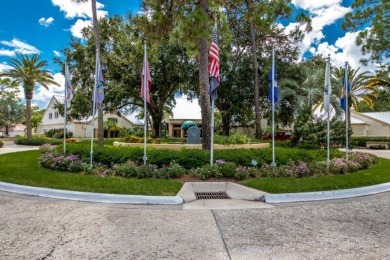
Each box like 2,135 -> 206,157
351,111 -> 390,137
36,96 -> 137,138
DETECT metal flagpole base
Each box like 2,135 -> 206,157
271,162 -> 277,167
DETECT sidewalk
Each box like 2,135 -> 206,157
0,141 -> 39,155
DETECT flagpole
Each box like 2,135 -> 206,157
326,55 -> 330,171
345,62 -> 349,161
90,56 -> 99,166
143,42 -> 148,166
63,64 -> 67,154
210,98 -> 215,165
271,47 -> 276,167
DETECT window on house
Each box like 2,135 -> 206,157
55,112 -> 59,118
108,118 -> 118,123
49,113 -> 52,120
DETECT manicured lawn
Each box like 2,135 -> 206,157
0,150 -> 389,195
0,150 -> 182,196
241,158 -> 390,193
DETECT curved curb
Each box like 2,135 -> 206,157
262,182 -> 390,203
0,181 -> 183,205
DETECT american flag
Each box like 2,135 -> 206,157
208,23 -> 220,101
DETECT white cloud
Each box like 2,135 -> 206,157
311,31 -> 377,73
38,17 -> 55,27
284,2 -> 350,56
0,62 -> 12,72
0,39 -> 40,55
70,19 -> 92,38
171,96 -> 201,120
33,72 -> 65,108
51,0 -> 107,19
291,0 -> 342,11
0,49 -> 15,57
53,50 -> 61,57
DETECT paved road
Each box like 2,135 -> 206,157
0,191 -> 389,259
0,140 -> 39,155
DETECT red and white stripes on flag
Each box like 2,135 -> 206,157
208,23 -> 220,101
141,48 -> 152,103
64,63 -> 73,108
209,28 -> 220,81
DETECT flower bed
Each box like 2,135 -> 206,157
39,144 -> 378,181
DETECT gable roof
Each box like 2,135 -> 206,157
360,112 -> 390,125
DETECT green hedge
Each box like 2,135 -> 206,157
350,137 -> 390,147
62,143 -> 343,169
0,140 -> 3,148
15,137 -> 63,146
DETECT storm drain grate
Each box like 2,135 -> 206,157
195,192 -> 231,200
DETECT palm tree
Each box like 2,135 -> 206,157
332,66 -> 378,125
280,68 -> 323,119
0,54 -> 59,139
0,78 -> 19,97
279,68 -> 323,144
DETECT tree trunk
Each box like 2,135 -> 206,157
91,0 -> 104,147
221,113 -> 230,136
24,89 -> 33,139
199,0 -> 211,150
98,109 -> 104,146
249,22 -> 262,139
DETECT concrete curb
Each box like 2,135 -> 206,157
0,181 -> 183,205
262,182 -> 390,203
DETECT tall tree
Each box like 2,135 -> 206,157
343,0 -> 390,65
74,0 -> 104,146
224,0 -> 311,138
0,95 -> 24,135
0,54 -> 58,139
332,66 -> 378,126
144,0 -> 224,149
0,78 -> 19,98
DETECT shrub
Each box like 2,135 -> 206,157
112,160 -> 139,178
350,136 -> 390,147
283,160 -> 311,178
349,152 -> 377,169
158,161 -> 186,179
330,158 -> 348,174
0,140 -> 3,148
369,145 -> 386,150
215,133 -> 251,145
125,135 -> 142,143
39,152 -> 88,173
15,137 -> 62,146
62,143 -> 344,169
190,165 -> 221,179
45,129 -> 73,139
215,160 -> 237,178
119,128 -> 134,138
137,164 -> 159,178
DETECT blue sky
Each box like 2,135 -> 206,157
0,0 -> 375,109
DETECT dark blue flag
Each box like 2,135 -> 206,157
268,62 -> 278,104
340,64 -> 350,111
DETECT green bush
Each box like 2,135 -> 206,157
62,143 -> 343,170
163,137 -> 186,144
215,133 -> 251,145
15,137 -> 63,146
45,129 -> 73,139
350,136 -> 390,147
0,140 -> 3,148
